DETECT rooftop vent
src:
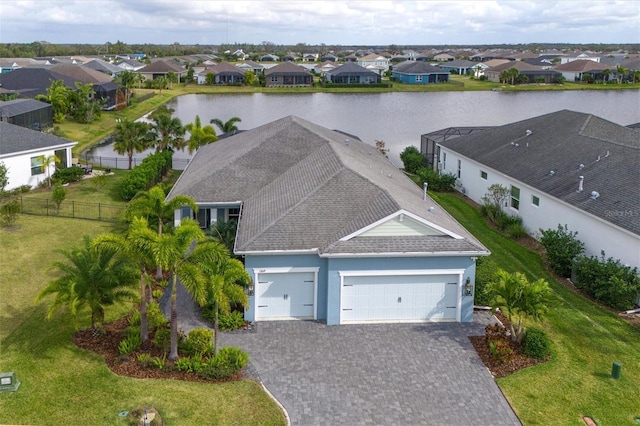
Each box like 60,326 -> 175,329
526,130 -> 532,136
590,191 -> 600,200
428,207 -> 435,213
344,139 -> 350,146
579,163 -> 585,169
578,176 -> 584,192
549,170 -> 555,176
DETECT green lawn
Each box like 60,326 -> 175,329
0,178 -> 286,425
432,192 -> 640,425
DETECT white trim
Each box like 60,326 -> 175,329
339,209 -> 464,241
338,269 -> 465,324
322,250 -> 490,258
238,248 -> 319,255
0,142 -> 77,160
253,267 -> 319,321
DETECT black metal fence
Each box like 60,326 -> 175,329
82,154 -> 191,171
18,197 -> 125,223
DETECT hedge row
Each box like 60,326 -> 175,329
120,151 -> 172,201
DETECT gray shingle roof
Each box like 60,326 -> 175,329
0,121 -> 76,156
168,116 -> 487,256
0,99 -> 51,117
392,62 -> 445,74
327,62 -> 379,77
438,110 -> 640,236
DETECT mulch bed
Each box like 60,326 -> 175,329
72,316 -> 241,383
469,311 -> 550,378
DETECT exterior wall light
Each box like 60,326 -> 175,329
465,277 -> 472,296
247,282 -> 254,296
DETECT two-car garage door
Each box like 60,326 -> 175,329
340,274 -> 459,324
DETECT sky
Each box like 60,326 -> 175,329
1,1 -> 639,46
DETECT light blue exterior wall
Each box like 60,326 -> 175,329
244,254 -> 328,321
391,72 -> 449,84
325,256 -> 477,325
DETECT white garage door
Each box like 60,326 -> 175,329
256,271 -> 316,320
341,274 -> 459,323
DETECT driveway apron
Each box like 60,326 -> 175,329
220,319 -> 521,426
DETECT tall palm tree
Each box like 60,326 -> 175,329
134,219 -> 227,359
92,217 -> 157,342
113,118 -> 151,169
38,154 -> 60,188
149,111 -> 185,152
166,71 -> 178,89
115,70 -> 135,105
42,79 -> 70,123
185,115 -> 218,153
37,236 -> 138,331
126,185 -> 198,279
202,256 -> 249,354
210,116 -> 242,135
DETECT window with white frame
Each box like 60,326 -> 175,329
271,76 -> 278,82
532,195 -> 540,207
443,152 -> 447,170
511,185 -> 520,210
415,75 -> 423,82
457,159 -> 461,178
481,170 -> 488,180
228,208 -> 240,221
30,156 -> 44,176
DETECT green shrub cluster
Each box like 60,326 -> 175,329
522,327 -> 551,359
485,324 -> 514,365
52,166 -> 85,184
183,328 -> 214,357
415,167 -> 457,192
480,203 -> 528,239
218,311 -> 246,331
118,333 -> 142,355
474,257 -> 498,306
399,146 -> 424,174
0,199 -> 21,227
197,347 -> 249,380
572,255 -> 640,310
120,151 -> 172,201
538,224 -> 585,277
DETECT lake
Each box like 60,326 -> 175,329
87,90 -> 640,167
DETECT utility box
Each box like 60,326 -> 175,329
611,362 -> 622,379
0,372 -> 20,392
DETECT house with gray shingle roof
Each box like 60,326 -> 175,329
167,116 -> 489,325
0,99 -> 53,130
264,62 -> 312,87
437,110 -> 640,269
391,61 -> 449,84
325,63 -> 381,84
0,121 -> 76,190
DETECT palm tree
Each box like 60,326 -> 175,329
202,256 -> 249,354
43,79 -> 70,123
487,269 -> 551,343
135,219 -> 227,360
166,71 -> 178,89
602,68 -> 611,84
615,66 -> 627,84
37,236 -> 138,331
113,118 -> 151,169
92,217 -> 157,342
185,115 -> 218,153
148,110 -> 185,152
38,154 -> 60,188
207,219 -> 238,258
115,70 -> 135,105
210,116 -> 242,135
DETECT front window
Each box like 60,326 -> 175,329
228,208 -> 240,221
532,195 -> 540,207
481,170 -> 488,180
511,185 -> 520,210
415,75 -> 423,82
271,76 -> 278,82
30,156 -> 44,176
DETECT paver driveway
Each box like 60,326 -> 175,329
220,319 -> 521,426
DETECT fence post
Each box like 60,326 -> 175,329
72,201 -> 75,218
46,199 -> 49,216
98,203 -> 101,221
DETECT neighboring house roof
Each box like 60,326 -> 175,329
0,67 -> 77,97
359,53 -> 387,62
50,64 -> 114,84
209,61 -> 245,75
0,121 -> 76,157
438,110 -> 640,236
440,59 -> 476,68
0,99 -> 51,118
167,116 -> 488,256
486,61 -> 544,73
553,60 -> 609,72
83,58 -> 123,75
482,59 -> 511,68
392,61 -> 445,74
137,60 -> 185,74
265,62 -> 312,76
327,62 -> 379,77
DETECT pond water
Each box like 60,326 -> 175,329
87,89 -> 640,167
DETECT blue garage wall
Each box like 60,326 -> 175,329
244,254 -> 328,321
325,256 -> 477,325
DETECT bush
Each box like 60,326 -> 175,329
539,224 -> 585,277
522,327 -> 551,359
573,255 -> 640,310
120,151 -> 172,201
197,346 -> 249,380
506,222 -> 528,239
153,327 -> 170,353
488,339 -> 513,365
151,355 -> 166,369
218,310 -> 246,331
415,167 -> 456,192
474,257 -> 499,306
51,183 -> 67,210
184,328 -> 214,357
118,333 -> 142,355
52,166 -> 85,184
137,353 -> 153,368
9,185 -> 32,196
175,356 -> 204,373
0,199 -> 20,227
399,146 -> 425,174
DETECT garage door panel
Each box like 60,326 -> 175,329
257,272 -> 315,320
342,274 -> 458,323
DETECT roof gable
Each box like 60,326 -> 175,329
343,210 -> 462,239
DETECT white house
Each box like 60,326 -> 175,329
437,110 -> 640,269
0,122 -> 76,190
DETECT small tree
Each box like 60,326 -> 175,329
51,183 -> 67,212
399,146 -> 424,174
0,199 -> 20,227
481,184 -> 510,225
538,224 -> 585,277
39,154 -> 61,188
0,161 -> 8,200
487,269 -> 551,343
205,72 -> 215,85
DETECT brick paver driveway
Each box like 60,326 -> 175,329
220,319 -> 521,426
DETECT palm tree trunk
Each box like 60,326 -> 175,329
155,222 -> 164,280
213,303 -> 219,355
140,269 -> 149,342
169,275 -> 179,360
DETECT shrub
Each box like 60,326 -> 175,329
125,325 -> 141,339
474,257 -> 499,306
415,167 -> 456,192
573,255 -> 640,310
175,356 -> 204,373
0,199 -> 20,227
51,183 -> 67,211
506,222 -> 528,239
399,146 -> 425,174
119,151 -> 172,201
152,289 -> 164,299
539,224 -> 585,277
52,166 -> 85,184
151,355 -> 166,369
197,347 -> 249,380
522,327 -> 551,359
118,333 -> 142,355
10,185 -> 32,196
154,327 -> 170,353
218,310 -> 246,331
488,339 -> 513,365
137,353 -> 153,368
184,328 -> 214,357
146,301 -> 168,332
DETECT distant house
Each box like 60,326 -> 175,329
265,62 -> 313,87
196,62 -> 245,85
136,60 -> 186,81
314,61 -> 338,75
433,53 -> 455,62
391,61 -> 449,84
560,53 -> 600,64
438,59 -> 477,75
344,54 -> 358,63
115,58 -> 146,71
260,54 -> 280,62
50,64 -> 119,110
303,53 -> 318,62
0,99 -> 53,130
236,60 -> 264,74
485,61 -> 560,83
553,60 -> 610,82
437,110 -> 640,270
320,53 -> 338,63
0,68 -> 77,98
282,54 -> 299,62
83,58 -> 123,76
0,121 -> 76,190
357,54 -> 390,73
326,63 -> 381,84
